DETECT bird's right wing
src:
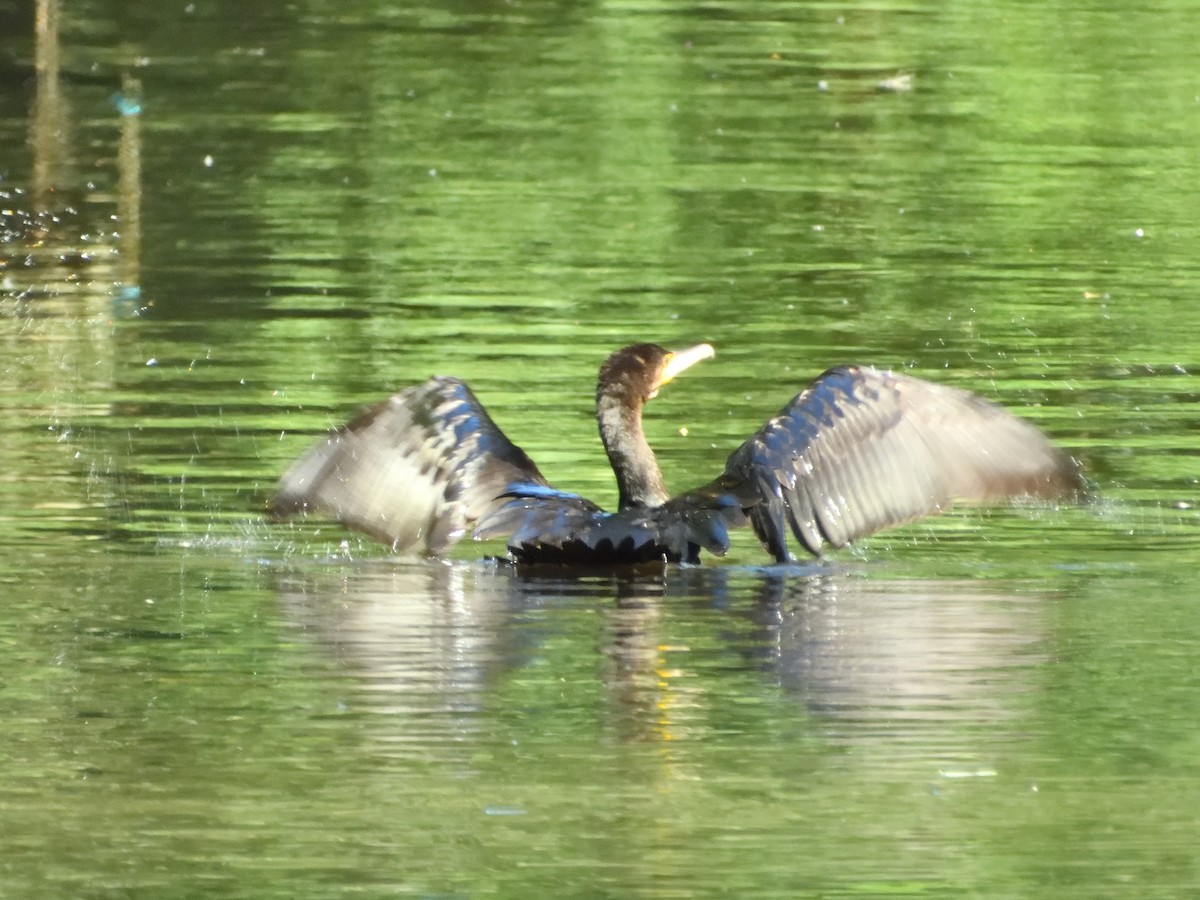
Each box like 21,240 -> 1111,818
269,377 -> 559,554
670,366 -> 1084,562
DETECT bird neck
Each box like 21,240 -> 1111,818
596,387 -> 669,510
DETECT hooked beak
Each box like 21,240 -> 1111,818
656,342 -> 716,391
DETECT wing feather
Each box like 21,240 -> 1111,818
670,366 -> 1083,562
269,377 -> 554,554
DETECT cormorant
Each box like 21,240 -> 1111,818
269,343 -> 1082,564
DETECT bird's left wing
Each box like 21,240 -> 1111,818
269,376 -> 562,554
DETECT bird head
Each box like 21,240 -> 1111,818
599,342 -> 715,403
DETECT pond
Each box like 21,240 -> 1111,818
3,0 -> 1200,896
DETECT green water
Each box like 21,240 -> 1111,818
3,0 -> 1200,896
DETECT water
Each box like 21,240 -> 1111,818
3,0 -> 1200,896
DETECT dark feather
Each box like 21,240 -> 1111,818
474,483 -> 740,564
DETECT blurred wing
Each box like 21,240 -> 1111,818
687,366 -> 1084,562
269,377 -> 557,554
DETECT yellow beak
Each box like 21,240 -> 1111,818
658,343 -> 716,388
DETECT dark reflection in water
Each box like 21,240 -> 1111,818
275,560 -> 1050,755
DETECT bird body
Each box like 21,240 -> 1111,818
269,344 -> 1083,565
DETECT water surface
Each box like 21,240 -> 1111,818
3,0 -> 1200,896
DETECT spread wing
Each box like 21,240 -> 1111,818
269,377 -> 581,554
268,376 -> 697,563
665,366 -> 1084,562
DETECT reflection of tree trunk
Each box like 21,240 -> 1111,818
32,0 -> 68,205
117,74 -> 142,297
27,0 -> 143,303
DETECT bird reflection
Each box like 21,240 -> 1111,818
602,585 -> 673,744
274,560 -> 1052,755
275,562 -> 518,722
739,571 -> 1048,728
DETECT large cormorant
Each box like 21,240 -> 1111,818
269,343 -> 1082,564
